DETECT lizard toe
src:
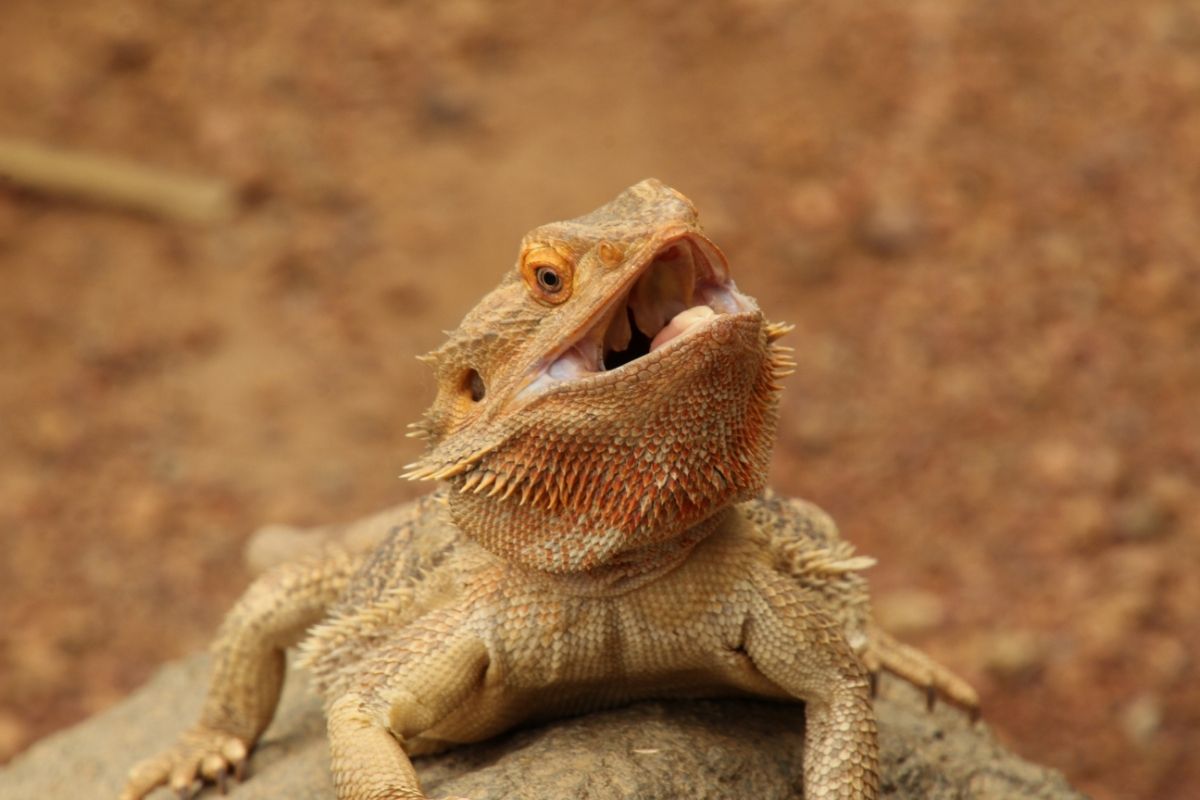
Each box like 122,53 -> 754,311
170,776 -> 200,800
120,754 -> 173,800
120,727 -> 250,800
168,764 -> 200,798
220,737 -> 249,780
199,753 -> 230,793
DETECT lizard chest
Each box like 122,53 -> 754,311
471,550 -> 771,700
419,531 -> 793,744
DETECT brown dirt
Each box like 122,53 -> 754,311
1,2 -> 1196,798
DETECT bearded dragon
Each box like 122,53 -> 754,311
120,179 -> 977,800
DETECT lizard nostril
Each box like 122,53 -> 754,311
598,241 -> 623,267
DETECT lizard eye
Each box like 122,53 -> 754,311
535,266 -> 563,293
521,247 -> 574,304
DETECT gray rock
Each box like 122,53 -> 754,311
0,655 -> 1085,799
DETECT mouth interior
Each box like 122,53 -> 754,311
603,306 -> 653,371
539,238 -> 747,387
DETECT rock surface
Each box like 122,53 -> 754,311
0,655 -> 1084,800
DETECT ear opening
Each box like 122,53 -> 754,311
464,369 -> 486,402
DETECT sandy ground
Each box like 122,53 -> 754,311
1,2 -> 1197,798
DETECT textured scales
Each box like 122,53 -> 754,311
119,180 -> 978,800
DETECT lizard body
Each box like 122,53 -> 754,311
121,180 -> 976,800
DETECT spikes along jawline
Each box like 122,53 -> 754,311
765,320 -> 794,342
764,322 -> 797,389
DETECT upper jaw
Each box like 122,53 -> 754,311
516,231 -> 758,402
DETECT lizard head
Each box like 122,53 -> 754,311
406,179 -> 795,573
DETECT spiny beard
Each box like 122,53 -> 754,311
445,328 -> 794,574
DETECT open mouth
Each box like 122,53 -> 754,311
519,235 -> 755,399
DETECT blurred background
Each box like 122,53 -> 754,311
1,2 -> 1197,798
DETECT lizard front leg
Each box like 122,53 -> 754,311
120,548 -> 357,800
745,571 -> 880,800
327,611 -> 488,800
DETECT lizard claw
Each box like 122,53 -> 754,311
200,753 -> 229,794
120,726 -> 250,800
863,625 -> 980,718
225,739 -> 249,782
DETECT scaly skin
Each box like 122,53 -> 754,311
120,180 -> 977,800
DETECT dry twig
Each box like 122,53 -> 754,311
0,137 -> 237,224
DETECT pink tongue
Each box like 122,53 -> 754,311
650,305 -> 716,352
